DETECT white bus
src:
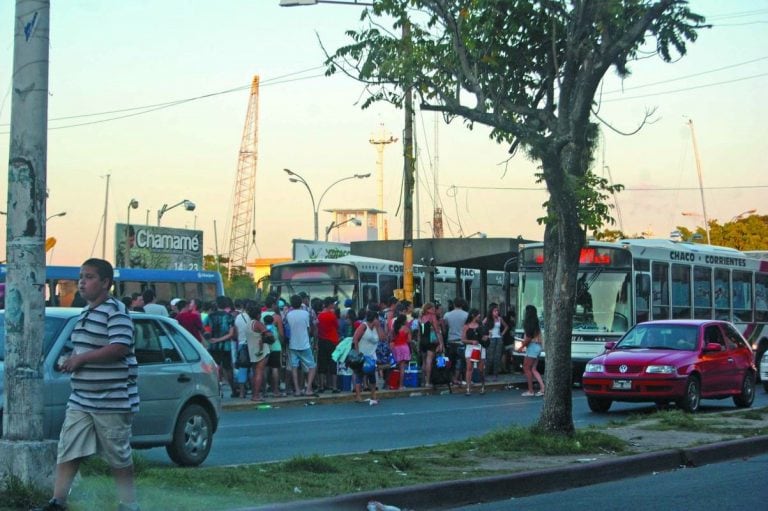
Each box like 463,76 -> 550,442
269,254 -> 508,311
516,239 -> 768,378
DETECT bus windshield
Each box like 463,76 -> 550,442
519,269 -> 631,333
274,282 -> 356,303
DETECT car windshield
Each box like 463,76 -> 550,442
616,323 -> 699,351
0,313 -> 70,361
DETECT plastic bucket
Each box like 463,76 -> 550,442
470,347 -> 481,362
388,369 -> 401,390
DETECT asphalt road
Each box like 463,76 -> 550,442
448,452 -> 768,511
138,387 -> 768,467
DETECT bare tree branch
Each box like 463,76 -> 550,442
592,106 -> 659,136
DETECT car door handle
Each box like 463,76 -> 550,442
727,358 -> 735,364
177,374 -> 192,383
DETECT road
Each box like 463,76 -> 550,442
138,387 -> 768,467
449,452 -> 768,510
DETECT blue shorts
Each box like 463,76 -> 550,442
525,342 -> 542,359
290,348 -> 317,370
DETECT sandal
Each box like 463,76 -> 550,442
522,391 -> 535,397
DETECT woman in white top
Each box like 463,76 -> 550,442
352,310 -> 384,405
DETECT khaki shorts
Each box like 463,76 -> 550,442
57,408 -> 134,468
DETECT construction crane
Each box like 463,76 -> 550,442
226,75 -> 259,279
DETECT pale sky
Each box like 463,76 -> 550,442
1,0 -> 766,267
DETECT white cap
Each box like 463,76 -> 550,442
170,298 -> 181,307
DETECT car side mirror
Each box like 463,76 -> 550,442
703,342 -> 723,353
604,341 -> 617,351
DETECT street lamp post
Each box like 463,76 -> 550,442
730,209 -> 757,222
283,168 -> 371,240
46,211 -> 66,222
157,199 -> 196,226
125,199 -> 139,268
325,217 -> 362,241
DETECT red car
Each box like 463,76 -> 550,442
582,320 -> 756,413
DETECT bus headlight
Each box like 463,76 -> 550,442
585,363 -> 604,373
645,365 -> 675,374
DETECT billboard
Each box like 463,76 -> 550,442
115,223 -> 203,270
292,239 -> 351,261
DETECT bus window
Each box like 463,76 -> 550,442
183,282 -> 200,301
152,282 -> 176,303
378,274 -> 398,304
362,284 -> 378,307
732,270 -> 752,322
202,283 -> 219,302
693,266 -> 712,319
714,268 -> 730,320
671,264 -> 691,319
651,262 -> 669,319
634,273 -> 650,324
756,273 -> 768,322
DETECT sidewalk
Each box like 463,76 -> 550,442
221,371 -> 531,410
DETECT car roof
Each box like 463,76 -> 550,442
635,319 -> 728,327
42,307 -> 171,320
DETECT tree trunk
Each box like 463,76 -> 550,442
535,145 -> 587,435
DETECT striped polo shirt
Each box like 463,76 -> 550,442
69,296 -> 139,413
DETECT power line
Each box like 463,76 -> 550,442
601,72 -> 768,103
449,184 -> 768,192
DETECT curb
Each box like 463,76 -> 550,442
240,435 -> 768,511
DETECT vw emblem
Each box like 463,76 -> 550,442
619,364 -> 628,373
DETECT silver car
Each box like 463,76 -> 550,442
0,308 -> 222,466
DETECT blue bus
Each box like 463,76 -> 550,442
0,265 -> 225,307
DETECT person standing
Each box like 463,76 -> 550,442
418,302 -> 444,387
233,299 -> 252,398
352,310 -> 384,405
245,302 -> 272,402
286,294 -> 318,397
462,308 -> 488,396
206,296 -> 237,397
483,304 -> 508,381
389,314 -> 412,389
33,259 -> 140,511
175,299 -> 205,345
443,298 -> 468,385
517,304 -> 545,396
261,296 -> 286,397
141,288 -> 168,316
316,296 -> 341,393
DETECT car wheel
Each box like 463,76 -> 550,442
679,376 -> 701,413
733,373 -> 755,408
587,396 -> 612,413
165,403 -> 213,467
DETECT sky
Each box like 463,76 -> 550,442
1,0 -> 767,267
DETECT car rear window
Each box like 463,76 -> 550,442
0,313 -> 69,361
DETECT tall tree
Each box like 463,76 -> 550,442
326,0 -> 706,434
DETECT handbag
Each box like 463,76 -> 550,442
235,344 -> 250,368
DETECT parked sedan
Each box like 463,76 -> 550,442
582,320 -> 755,413
0,308 -> 221,466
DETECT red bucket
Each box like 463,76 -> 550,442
470,347 -> 481,362
388,369 -> 401,390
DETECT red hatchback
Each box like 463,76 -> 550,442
582,320 -> 755,413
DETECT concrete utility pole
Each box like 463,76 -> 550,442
369,124 -> 397,241
402,16 -> 415,302
0,0 -> 58,490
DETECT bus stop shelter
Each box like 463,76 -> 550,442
350,236 -> 536,312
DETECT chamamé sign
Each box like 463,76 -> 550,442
115,223 -> 204,270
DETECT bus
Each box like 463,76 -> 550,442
515,239 -> 768,378
0,265 -> 225,307
269,255 -> 509,311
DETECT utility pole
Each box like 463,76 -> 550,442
432,113 -> 443,238
0,0 -> 58,490
102,173 -> 110,259
402,16 -> 415,302
687,119 -> 711,245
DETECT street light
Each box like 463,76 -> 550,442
283,168 -> 371,240
125,199 -> 139,268
157,199 -> 195,226
463,231 -> 487,238
730,209 -> 757,222
46,211 -> 66,221
279,0 -> 373,6
325,217 -> 362,241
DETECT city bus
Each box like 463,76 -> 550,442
515,239 -> 768,378
269,255 -> 508,311
0,265 -> 225,307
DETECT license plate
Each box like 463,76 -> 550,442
612,379 -> 632,390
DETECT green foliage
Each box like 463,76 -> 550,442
675,214 -> 768,250
283,454 -> 340,474
473,425 -> 626,455
202,254 -> 257,300
0,475 -> 47,511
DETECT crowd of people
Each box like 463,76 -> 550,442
121,290 -> 546,402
